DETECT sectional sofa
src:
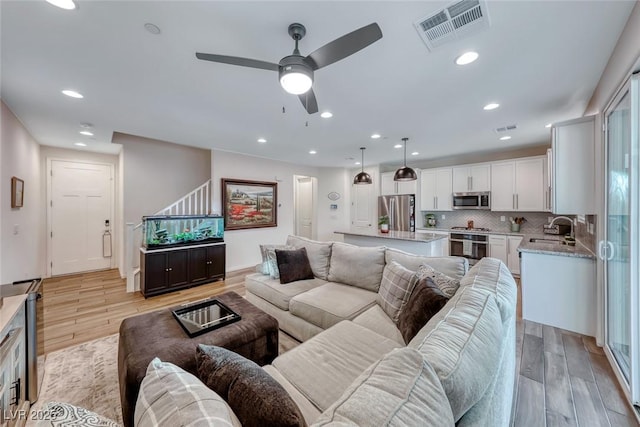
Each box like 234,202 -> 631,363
242,235 -> 517,426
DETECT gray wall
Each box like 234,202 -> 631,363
114,133 -> 211,225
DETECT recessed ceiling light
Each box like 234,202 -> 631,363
46,0 -> 76,10
545,123 -> 552,128
483,103 -> 499,110
355,162 -> 361,165
309,150 -> 317,154
79,130 -> 94,136
74,142 -> 87,147
62,89 -> 83,99
411,152 -> 419,156
320,111 -> 333,118
257,138 -> 267,143
144,23 -> 161,35
371,133 -> 381,139
500,136 -> 512,141
394,144 -> 402,149
455,51 -> 479,65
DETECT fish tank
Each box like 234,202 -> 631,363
142,215 -> 224,249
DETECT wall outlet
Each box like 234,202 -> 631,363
13,224 -> 19,235
441,214 -> 446,220
500,216 -> 506,222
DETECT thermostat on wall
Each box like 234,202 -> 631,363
330,204 -> 338,210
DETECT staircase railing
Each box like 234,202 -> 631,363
125,180 -> 211,292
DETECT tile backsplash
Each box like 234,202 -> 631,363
575,214 -> 597,253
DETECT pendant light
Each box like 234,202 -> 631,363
393,137 -> 417,181
353,147 -> 373,185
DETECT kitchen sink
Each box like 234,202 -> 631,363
529,238 -> 559,244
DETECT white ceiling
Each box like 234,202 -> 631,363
1,1 -> 635,168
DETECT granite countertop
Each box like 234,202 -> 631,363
415,227 -> 526,237
335,230 -> 448,243
517,234 -> 596,259
0,294 -> 27,333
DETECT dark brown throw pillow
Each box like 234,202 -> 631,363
196,345 -> 306,427
275,247 -> 314,284
397,277 -> 449,345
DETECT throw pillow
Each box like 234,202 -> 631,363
276,247 -> 315,284
196,344 -> 306,427
262,244 -> 295,279
397,277 -> 449,344
33,402 -> 120,427
376,260 -> 417,322
414,263 -> 460,298
134,357 -> 241,427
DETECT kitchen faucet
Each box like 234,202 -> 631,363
550,216 -> 575,239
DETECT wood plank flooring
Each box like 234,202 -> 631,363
39,269 -> 639,425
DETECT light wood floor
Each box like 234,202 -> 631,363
39,269 -> 639,425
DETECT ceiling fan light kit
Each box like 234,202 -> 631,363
394,137 -> 417,181
353,147 -> 372,185
196,22 -> 382,114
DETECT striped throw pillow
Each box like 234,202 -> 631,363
376,260 -> 417,322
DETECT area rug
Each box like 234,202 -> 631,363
30,334 -> 122,425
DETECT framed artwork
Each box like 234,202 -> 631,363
222,179 -> 277,230
11,177 -> 24,208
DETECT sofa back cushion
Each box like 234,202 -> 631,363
408,286 -> 504,422
311,347 -> 454,427
328,242 -> 385,292
385,248 -> 468,280
286,235 -> 333,280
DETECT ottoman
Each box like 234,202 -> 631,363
117,291 -> 278,427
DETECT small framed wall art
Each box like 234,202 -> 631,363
11,177 -> 24,208
222,178 -> 277,230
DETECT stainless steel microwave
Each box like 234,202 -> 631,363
452,192 -> 491,210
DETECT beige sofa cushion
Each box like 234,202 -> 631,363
385,248 -> 468,280
311,347 -> 455,427
286,235 -> 333,280
272,321 -> 400,411
245,273 -> 326,311
409,286 -> 504,422
289,283 -> 377,330
263,365 -> 322,426
352,305 -> 405,345
327,242 -> 386,292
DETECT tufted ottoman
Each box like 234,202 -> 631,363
117,291 -> 279,427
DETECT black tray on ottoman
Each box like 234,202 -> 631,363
117,291 -> 279,427
172,298 -> 241,337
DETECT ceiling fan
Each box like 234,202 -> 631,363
195,22 -> 383,114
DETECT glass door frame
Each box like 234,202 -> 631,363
602,72 -> 640,406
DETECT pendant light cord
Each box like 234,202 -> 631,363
402,137 -> 408,167
361,147 -> 365,172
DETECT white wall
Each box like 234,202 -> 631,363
39,145 -> 120,276
113,133 -> 211,225
211,150 -> 321,271
1,101 -> 45,282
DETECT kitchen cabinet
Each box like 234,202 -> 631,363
452,164 -> 490,193
490,157 -> 545,212
420,168 -> 452,211
521,251 -> 596,336
140,243 -> 226,297
380,171 -> 419,196
488,234 -> 521,275
551,115 -> 595,214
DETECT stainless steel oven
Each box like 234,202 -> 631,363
452,192 -> 491,210
449,232 -> 488,265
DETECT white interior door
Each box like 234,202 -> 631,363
49,160 -> 113,276
295,177 -> 314,239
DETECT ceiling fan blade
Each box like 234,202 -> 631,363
305,23 -> 382,70
195,52 -> 279,71
298,89 -> 319,114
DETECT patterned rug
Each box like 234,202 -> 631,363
30,334 -> 122,425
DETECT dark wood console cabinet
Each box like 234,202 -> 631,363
140,243 -> 226,298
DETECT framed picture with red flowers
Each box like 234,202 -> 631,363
221,179 -> 277,230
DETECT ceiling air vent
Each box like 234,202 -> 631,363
414,0 -> 491,51
495,124 -> 518,133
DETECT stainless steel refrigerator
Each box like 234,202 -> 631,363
378,194 -> 415,232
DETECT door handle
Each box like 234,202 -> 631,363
598,240 -> 605,260
606,241 -> 615,261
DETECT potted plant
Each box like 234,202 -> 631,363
378,215 -> 390,233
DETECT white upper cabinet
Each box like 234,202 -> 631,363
452,164 -> 490,192
420,168 -> 452,211
491,157 -> 545,211
551,116 -> 595,214
380,171 -> 419,196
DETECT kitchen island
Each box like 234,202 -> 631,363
518,234 -> 596,336
335,230 -> 448,257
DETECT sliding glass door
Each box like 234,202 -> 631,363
603,73 -> 639,405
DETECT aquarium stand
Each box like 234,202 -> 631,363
140,242 -> 226,298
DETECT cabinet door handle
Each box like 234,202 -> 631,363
512,194 -> 515,210
516,194 -> 519,210
470,176 -> 473,190
467,176 -> 471,191
435,196 -> 438,209
165,268 -> 169,272
548,186 -> 552,210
